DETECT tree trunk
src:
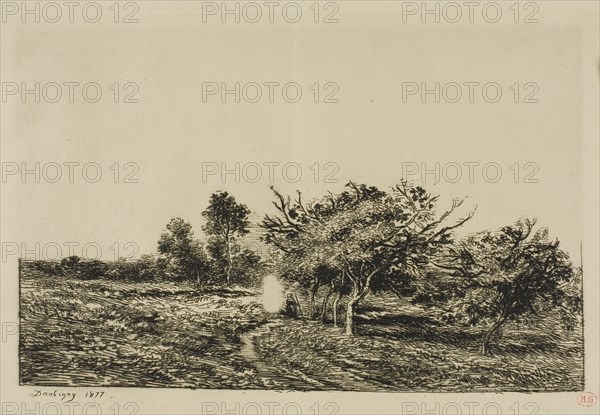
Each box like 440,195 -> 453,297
332,294 -> 341,327
345,281 -> 360,335
309,282 -> 319,320
293,293 -> 302,317
225,237 -> 232,285
225,237 -> 233,285
320,284 -> 333,324
481,315 -> 506,356
333,298 -> 339,327
333,270 -> 344,328
345,298 -> 358,335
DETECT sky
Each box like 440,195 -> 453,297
2,2 -> 598,268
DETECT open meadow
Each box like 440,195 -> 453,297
20,262 -> 583,391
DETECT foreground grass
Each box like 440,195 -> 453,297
21,269 -> 583,391
20,271 -> 269,388
254,298 -> 584,392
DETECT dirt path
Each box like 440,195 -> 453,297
238,319 -> 394,391
239,321 -> 283,373
239,319 -> 331,390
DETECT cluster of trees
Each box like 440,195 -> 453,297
156,191 -> 263,287
30,254 -> 158,281
420,218 -> 582,355
261,181 -> 582,355
32,180 -> 581,355
33,191 -> 263,287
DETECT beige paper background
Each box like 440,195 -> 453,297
1,1 -> 598,413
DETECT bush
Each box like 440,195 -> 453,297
106,255 -> 158,281
205,247 -> 265,288
26,256 -> 161,282
31,260 -> 63,276
60,256 -> 80,268
76,259 -> 109,280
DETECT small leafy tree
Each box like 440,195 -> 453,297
431,219 -> 579,356
202,192 -> 251,285
231,246 -> 265,288
60,255 -> 80,268
158,217 -> 209,283
205,239 -> 264,287
557,267 -> 583,330
137,254 -> 158,281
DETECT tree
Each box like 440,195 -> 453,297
262,181 -> 473,335
137,254 -> 159,281
431,219 -> 578,356
158,217 -> 209,283
202,192 -> 251,285
231,246 -> 264,288
556,267 -> 583,331
60,255 -> 80,268
206,240 -> 265,287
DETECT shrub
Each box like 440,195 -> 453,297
31,260 -> 63,276
60,256 -> 80,268
106,255 -> 158,281
76,260 -> 109,280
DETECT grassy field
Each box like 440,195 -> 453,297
20,267 -> 583,391
20,269 -> 270,388
254,301 -> 584,392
